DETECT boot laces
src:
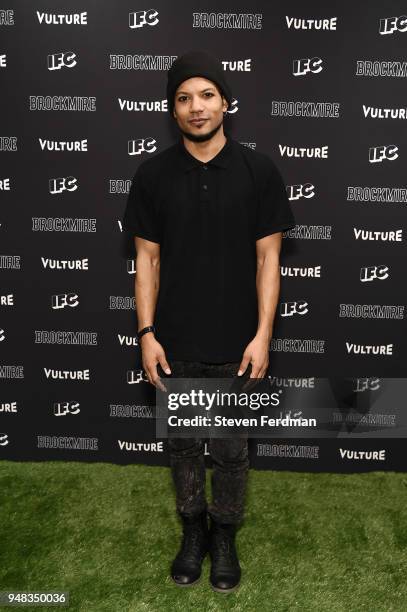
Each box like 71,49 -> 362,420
212,529 -> 237,563
179,524 -> 206,561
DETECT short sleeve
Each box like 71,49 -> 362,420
122,164 -> 160,244
255,159 -> 296,240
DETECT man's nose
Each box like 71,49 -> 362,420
189,95 -> 204,112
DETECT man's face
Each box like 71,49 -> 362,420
172,76 -> 228,142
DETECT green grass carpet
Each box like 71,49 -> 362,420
0,461 -> 406,611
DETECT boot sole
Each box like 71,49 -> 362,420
210,582 -> 240,594
171,575 -> 201,587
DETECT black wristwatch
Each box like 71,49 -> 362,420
137,325 -> 156,341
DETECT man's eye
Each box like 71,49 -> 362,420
177,93 -> 214,102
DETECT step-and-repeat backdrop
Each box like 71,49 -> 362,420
2,2 -> 407,472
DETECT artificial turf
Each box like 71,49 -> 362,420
0,460 -> 406,611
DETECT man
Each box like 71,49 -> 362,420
122,50 -> 296,593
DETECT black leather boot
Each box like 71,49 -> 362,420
209,517 -> 241,593
171,509 -> 209,586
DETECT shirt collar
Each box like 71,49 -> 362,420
176,133 -> 233,172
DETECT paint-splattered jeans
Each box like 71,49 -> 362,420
157,360 -> 250,525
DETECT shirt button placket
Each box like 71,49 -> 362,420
200,164 -> 209,201
203,165 -> 208,190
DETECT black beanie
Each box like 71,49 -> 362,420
166,50 -> 233,116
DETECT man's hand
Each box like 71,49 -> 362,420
238,334 -> 270,389
139,334 -> 171,392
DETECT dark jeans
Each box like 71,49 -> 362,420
157,360 -> 251,525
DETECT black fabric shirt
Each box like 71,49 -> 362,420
122,133 -> 296,363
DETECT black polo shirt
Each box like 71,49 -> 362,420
122,133 -> 296,363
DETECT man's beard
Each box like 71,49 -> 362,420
178,117 -> 224,143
